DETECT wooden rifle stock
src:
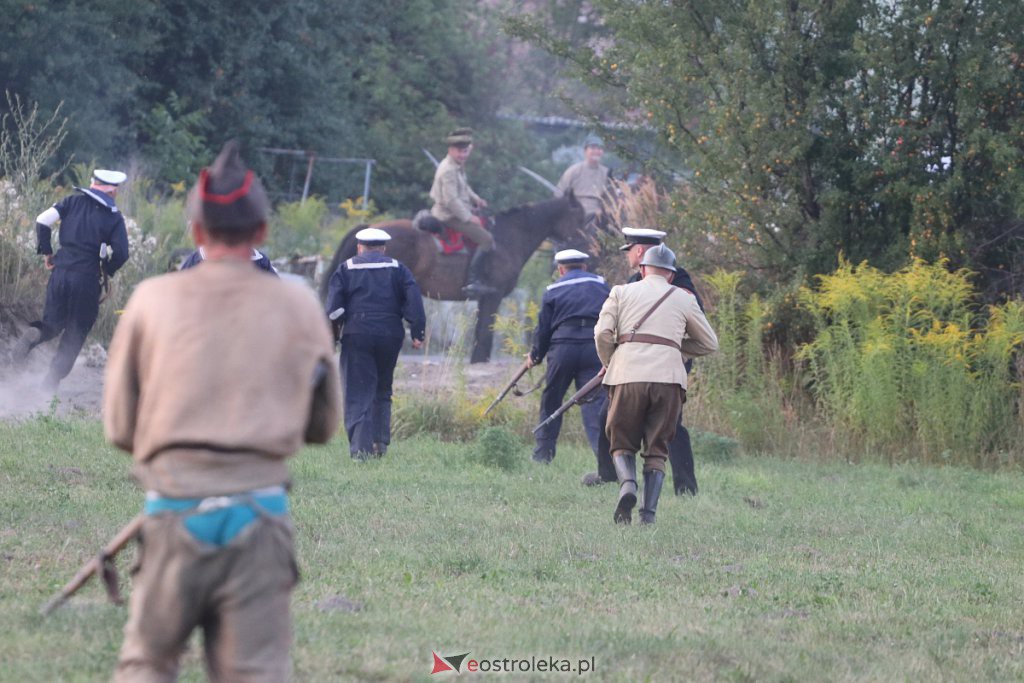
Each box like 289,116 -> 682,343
40,514 -> 144,616
532,370 -> 605,434
483,360 -> 532,416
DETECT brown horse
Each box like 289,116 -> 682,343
323,191 -> 587,363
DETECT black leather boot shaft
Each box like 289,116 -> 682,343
639,470 -> 665,524
612,453 -> 637,524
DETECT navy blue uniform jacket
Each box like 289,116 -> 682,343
325,252 -> 426,341
530,269 -> 610,363
37,188 -> 129,276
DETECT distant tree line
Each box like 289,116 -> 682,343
0,0 -> 576,214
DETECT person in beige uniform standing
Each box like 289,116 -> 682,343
556,134 -> 610,222
103,141 -> 342,682
429,127 -> 495,297
595,243 -> 718,525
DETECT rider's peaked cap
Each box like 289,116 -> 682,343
640,243 -> 676,272
619,226 -> 666,251
355,227 -> 391,245
583,134 -> 604,148
188,140 -> 270,230
446,127 -> 474,146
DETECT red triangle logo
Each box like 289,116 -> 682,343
431,651 -> 455,674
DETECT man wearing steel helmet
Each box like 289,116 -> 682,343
16,169 -> 130,390
103,141 -> 341,681
582,227 -> 708,497
595,242 -> 718,524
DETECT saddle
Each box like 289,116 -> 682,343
413,210 -> 487,255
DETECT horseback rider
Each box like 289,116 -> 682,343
429,127 -> 496,298
556,134 -> 610,224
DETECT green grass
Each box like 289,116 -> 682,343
2,417 -> 1023,681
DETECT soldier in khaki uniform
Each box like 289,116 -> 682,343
595,244 -> 718,524
556,134 -> 610,221
429,127 -> 495,297
103,141 -> 342,682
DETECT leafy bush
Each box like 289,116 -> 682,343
472,426 -> 524,472
798,258 -> 1024,463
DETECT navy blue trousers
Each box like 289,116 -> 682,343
595,395 -> 698,495
534,342 -> 606,461
32,268 -> 101,384
339,333 -> 403,456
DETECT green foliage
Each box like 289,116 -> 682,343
798,258 -> 1024,462
472,425 -> 523,472
0,93 -> 70,310
517,0 -> 1024,297
267,196 -> 386,260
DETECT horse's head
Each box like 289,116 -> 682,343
551,189 -> 588,244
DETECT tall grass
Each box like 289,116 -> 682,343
690,258 -> 1024,467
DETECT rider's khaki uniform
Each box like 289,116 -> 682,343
430,155 -> 494,250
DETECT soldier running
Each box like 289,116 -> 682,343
17,169 -> 130,390
527,249 -> 610,464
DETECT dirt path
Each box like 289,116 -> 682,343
0,346 -> 526,422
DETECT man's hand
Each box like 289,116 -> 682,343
412,339 -> 424,350
525,353 -> 536,369
43,255 -> 55,270
475,198 -> 489,210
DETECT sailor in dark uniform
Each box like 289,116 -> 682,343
528,249 -> 610,464
16,169 -> 130,390
325,228 -> 426,460
583,227 -> 706,496
178,245 -> 277,274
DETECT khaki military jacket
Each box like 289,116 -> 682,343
557,161 -> 609,216
430,155 -> 482,224
103,259 -> 342,497
595,274 -> 718,389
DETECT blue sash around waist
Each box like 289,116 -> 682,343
144,486 -> 288,547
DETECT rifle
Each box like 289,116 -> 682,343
483,360 -> 532,416
532,369 -> 605,434
40,514 -> 144,616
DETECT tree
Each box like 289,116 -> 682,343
510,0 -> 1024,297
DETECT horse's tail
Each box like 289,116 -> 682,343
319,224 -> 367,301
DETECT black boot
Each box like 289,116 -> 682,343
14,327 -> 42,362
612,453 -> 637,524
532,445 -> 554,464
639,470 -> 665,524
462,249 -> 497,298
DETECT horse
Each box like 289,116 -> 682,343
323,191 -> 587,363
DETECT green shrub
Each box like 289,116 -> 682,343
472,425 -> 523,472
690,429 -> 740,464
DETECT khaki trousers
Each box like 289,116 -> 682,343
446,215 -> 495,251
605,382 -> 685,473
114,513 -> 298,683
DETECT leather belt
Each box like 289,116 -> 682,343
559,317 -> 598,329
618,333 -> 680,350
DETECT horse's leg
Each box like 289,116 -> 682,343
471,294 -> 501,364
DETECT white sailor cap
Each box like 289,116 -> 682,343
355,227 -> 392,244
554,249 -> 590,264
92,169 -> 127,186
619,226 -> 666,251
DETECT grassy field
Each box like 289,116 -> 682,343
1,416 -> 1023,682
